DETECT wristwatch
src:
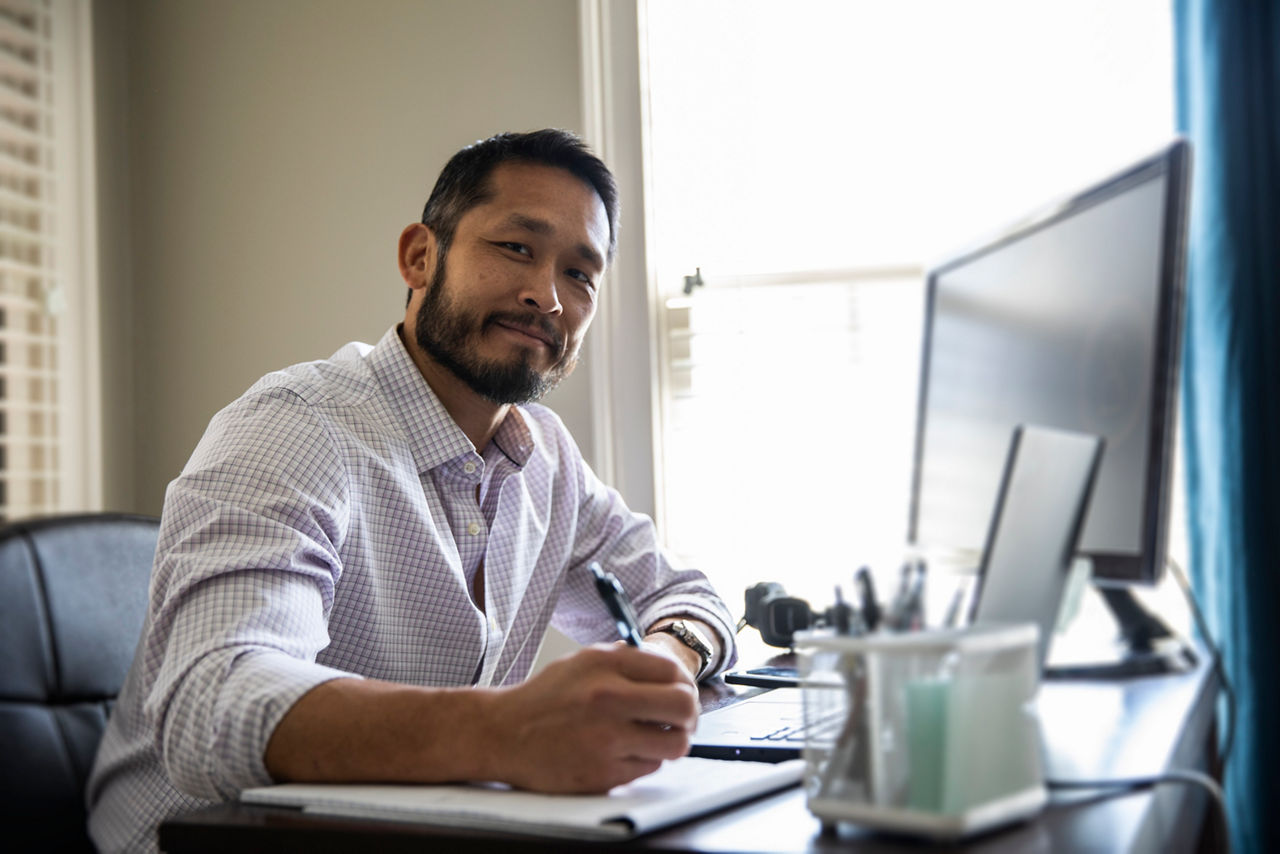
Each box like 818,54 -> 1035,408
654,620 -> 715,680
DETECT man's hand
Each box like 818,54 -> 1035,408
265,644 -> 698,796
482,644 -> 698,793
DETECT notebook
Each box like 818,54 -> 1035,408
691,424 -> 1103,761
241,756 -> 804,841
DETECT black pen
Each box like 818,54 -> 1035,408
855,566 -> 881,631
589,561 -> 644,646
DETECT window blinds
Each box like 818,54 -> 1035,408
658,270 -> 924,605
0,0 -> 59,519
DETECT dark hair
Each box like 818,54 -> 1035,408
421,129 -> 619,264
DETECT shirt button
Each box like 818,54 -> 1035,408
467,522 -> 481,536
463,461 -> 477,474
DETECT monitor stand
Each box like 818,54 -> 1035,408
1044,587 -> 1198,680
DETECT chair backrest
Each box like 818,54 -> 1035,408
0,513 -> 160,850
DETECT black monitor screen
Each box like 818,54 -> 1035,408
908,141 -> 1189,584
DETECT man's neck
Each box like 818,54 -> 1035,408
397,325 -> 508,452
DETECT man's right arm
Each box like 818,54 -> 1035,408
152,387 -> 696,798
264,642 -> 698,793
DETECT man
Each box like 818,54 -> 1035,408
87,130 -> 737,852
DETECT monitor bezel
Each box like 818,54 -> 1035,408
906,139 -> 1191,585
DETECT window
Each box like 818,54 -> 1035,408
639,0 -> 1176,607
0,0 -> 97,520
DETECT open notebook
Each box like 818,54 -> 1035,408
241,756 -> 804,841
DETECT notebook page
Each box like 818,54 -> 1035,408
242,756 -> 804,840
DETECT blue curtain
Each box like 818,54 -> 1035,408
1174,2 -> 1280,852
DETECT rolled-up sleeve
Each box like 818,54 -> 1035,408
144,388 -> 358,799
555,435 -> 739,677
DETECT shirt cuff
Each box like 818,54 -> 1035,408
209,652 -> 360,796
641,598 -> 739,678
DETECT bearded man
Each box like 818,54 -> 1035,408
87,129 -> 736,853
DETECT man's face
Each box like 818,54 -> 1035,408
411,163 -> 609,405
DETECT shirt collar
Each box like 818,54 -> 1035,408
491,404 -> 535,467
368,326 -> 535,473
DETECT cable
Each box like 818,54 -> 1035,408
1167,555 -> 1236,769
1047,770 -> 1229,853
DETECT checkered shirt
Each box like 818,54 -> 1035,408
85,326 -> 737,853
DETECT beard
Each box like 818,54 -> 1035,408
414,255 -> 577,405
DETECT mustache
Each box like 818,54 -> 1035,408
484,312 -> 566,355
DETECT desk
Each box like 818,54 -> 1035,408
159,658 -> 1218,853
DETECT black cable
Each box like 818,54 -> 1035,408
1047,770 -> 1229,854
1168,556 -> 1236,769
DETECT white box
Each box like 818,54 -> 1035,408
797,623 -> 1045,839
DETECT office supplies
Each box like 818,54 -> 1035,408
831,586 -> 854,635
241,756 -> 805,841
885,559 -> 927,631
855,566 -> 881,631
701,425 -> 1101,761
589,561 -> 643,646
798,623 -> 1044,839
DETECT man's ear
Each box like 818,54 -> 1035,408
398,223 -> 436,291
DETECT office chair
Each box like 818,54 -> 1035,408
0,513 -> 160,851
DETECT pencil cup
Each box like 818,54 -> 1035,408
795,624 -> 1045,839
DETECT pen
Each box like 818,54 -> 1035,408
589,561 -> 644,646
855,566 -> 880,631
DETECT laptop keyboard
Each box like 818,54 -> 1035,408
748,707 -> 846,743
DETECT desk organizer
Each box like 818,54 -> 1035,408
796,624 -> 1045,839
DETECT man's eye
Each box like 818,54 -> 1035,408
500,242 -> 531,256
567,269 -> 596,288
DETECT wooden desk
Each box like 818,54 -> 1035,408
159,658 -> 1218,853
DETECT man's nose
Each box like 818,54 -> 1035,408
519,266 -> 563,315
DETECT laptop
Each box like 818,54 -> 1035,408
690,424 -> 1103,762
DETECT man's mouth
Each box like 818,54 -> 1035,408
489,316 -> 563,354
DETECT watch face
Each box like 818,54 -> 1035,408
669,621 -> 712,669
675,621 -> 712,653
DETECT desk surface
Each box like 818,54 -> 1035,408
159,658 -> 1217,853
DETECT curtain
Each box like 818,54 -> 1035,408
1174,2 -> 1280,852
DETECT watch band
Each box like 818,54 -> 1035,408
655,620 -> 714,680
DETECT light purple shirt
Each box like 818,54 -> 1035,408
86,327 -> 736,853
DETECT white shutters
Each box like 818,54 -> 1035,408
657,269 -> 924,604
0,0 -> 92,519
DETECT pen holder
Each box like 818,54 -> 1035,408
795,624 -> 1045,839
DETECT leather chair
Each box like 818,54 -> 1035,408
0,513 -> 160,851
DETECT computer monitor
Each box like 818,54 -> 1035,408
908,140 -> 1190,589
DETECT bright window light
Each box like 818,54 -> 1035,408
643,0 -> 1176,615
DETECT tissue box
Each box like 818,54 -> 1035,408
796,623 -> 1045,839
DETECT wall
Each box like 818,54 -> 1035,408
95,0 -> 595,514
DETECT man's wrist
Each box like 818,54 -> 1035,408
645,617 -> 718,681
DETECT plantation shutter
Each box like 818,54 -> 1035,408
0,0 -> 62,519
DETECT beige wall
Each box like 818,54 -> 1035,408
95,0 -> 595,514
